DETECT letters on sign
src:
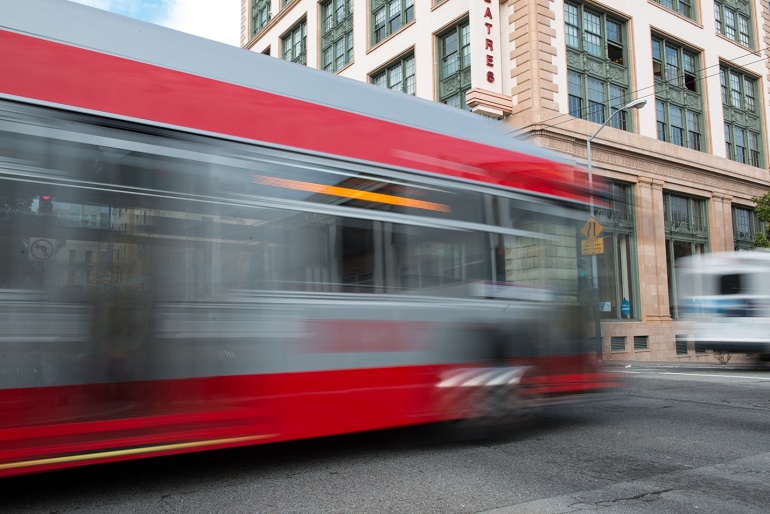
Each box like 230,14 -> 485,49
484,0 -> 494,83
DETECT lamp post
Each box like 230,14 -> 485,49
585,97 -> 647,359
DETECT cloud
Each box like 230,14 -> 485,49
162,0 -> 241,46
70,0 -> 171,24
69,0 -> 241,46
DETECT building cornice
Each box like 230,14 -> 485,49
466,88 -> 512,118
528,129 -> 770,200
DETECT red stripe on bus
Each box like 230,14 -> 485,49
0,362 -> 621,476
0,30 -> 584,202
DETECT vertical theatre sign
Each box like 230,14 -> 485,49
471,0 -> 502,93
484,0 -> 495,84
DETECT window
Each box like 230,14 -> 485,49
611,336 -> 626,352
371,0 -> 414,45
564,3 -> 631,130
733,206 -> 766,250
721,67 -> 762,168
653,37 -> 703,151
715,1 -> 752,46
251,0 -> 270,36
321,0 -> 353,72
653,0 -> 694,20
634,336 -> 649,351
371,53 -> 415,95
664,193 -> 708,319
592,182 -> 638,320
437,20 -> 471,110
675,334 -> 688,355
282,20 -> 306,65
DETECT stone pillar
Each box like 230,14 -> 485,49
636,177 -> 670,322
509,0 -> 559,115
709,194 -> 734,252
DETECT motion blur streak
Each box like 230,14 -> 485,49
677,251 -> 770,362
0,434 -> 276,471
253,175 -> 451,212
0,0 -> 622,477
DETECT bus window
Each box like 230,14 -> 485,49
389,225 -> 490,293
719,274 -> 743,295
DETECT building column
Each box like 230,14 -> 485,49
636,177 -> 670,322
508,0 -> 559,115
709,193 -> 734,252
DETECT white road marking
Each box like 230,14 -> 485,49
617,370 -> 770,381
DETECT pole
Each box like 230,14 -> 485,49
583,98 -> 647,361
586,138 -> 602,360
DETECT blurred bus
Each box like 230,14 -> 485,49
0,0 -> 620,477
677,251 -> 770,360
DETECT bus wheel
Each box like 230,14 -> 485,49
443,366 -> 542,438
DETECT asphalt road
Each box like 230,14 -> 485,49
5,364 -> 770,513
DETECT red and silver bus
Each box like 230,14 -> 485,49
0,0 -> 619,477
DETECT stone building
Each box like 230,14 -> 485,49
242,0 -> 770,362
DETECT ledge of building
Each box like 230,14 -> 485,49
466,88 -> 512,119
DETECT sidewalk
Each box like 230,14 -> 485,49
599,359 -> 770,372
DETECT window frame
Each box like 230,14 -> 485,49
371,52 -> 416,95
720,66 -> 763,168
714,1 -> 753,47
320,0 -> 354,73
251,0 -> 271,37
371,0 -> 415,45
652,36 -> 704,151
733,206 -> 767,250
592,182 -> 640,320
564,2 -> 632,131
663,192 -> 709,319
436,20 -> 471,110
653,0 -> 694,20
281,19 -> 307,65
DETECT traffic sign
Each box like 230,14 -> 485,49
621,298 -> 631,317
581,237 -> 604,256
581,216 -> 604,239
29,238 -> 55,261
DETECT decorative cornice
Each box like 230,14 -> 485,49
712,193 -> 734,204
524,130 -> 577,154
536,134 -> 769,198
638,176 -> 654,189
467,88 -> 513,118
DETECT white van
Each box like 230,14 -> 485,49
677,251 -> 770,359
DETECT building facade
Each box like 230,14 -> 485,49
241,0 -> 770,362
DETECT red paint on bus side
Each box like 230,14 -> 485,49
0,362 -> 620,477
0,30 -> 584,203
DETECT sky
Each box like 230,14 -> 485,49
69,0 -> 242,46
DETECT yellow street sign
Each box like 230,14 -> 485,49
581,216 -> 604,239
581,237 -> 604,256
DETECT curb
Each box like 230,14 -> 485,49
600,360 -> 770,372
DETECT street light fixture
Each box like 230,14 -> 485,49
585,97 -> 647,359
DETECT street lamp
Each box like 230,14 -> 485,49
585,97 -> 647,359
